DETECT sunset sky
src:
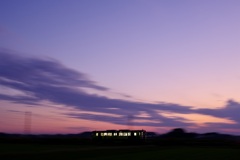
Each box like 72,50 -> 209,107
1,0 -> 240,135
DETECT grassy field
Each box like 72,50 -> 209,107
1,144 -> 240,160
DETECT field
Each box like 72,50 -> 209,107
1,144 -> 240,160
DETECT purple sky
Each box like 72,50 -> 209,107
1,0 -> 240,134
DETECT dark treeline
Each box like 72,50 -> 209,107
0,132 -> 92,145
1,128 -> 240,147
152,128 -> 240,147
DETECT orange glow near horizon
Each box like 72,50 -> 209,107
158,111 -> 236,126
0,99 -> 238,134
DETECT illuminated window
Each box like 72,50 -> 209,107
128,132 -> 131,136
119,132 -> 123,136
134,132 -> 137,136
96,133 -> 98,136
101,133 -> 104,136
107,133 -> 112,136
113,133 -> 118,136
104,132 -> 107,136
123,132 -> 128,136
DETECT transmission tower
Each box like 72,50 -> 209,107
24,111 -> 32,135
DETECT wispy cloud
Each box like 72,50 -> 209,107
0,51 -> 239,133
197,100 -> 240,120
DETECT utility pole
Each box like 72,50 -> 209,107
127,115 -> 134,130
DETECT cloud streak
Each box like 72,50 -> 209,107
0,51 -> 239,133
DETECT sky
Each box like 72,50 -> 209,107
0,0 -> 240,135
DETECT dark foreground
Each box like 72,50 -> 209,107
1,144 -> 240,160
